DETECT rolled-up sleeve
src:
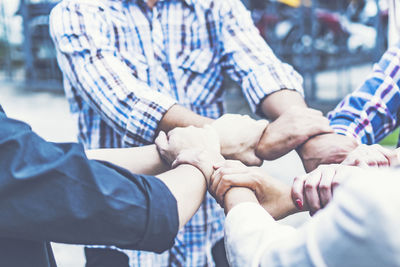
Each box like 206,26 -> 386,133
49,2 -> 176,145
220,0 -> 304,116
328,45 -> 400,144
0,113 -> 178,253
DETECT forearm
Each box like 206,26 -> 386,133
264,185 -> 298,220
297,133 -> 358,172
260,89 -> 306,120
0,116 -> 179,251
157,165 -> 208,229
225,187 -> 298,220
86,145 -> 169,175
159,105 -> 213,133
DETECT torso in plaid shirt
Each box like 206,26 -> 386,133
50,0 -> 303,265
329,44 -> 400,147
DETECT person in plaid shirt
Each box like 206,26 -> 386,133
291,0 -> 400,216
50,0 -> 332,265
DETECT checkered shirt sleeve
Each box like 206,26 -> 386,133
220,0 -> 304,117
50,3 -> 176,146
329,44 -> 400,145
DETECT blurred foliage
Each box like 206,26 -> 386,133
379,128 -> 399,148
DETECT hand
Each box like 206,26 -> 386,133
210,160 -> 294,219
342,144 -> 398,167
256,107 -> 333,160
297,133 -> 358,172
211,114 -> 268,166
291,164 -> 364,215
155,125 -> 222,180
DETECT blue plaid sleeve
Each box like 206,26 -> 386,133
219,0 -> 304,117
328,45 -> 400,144
50,2 -> 176,146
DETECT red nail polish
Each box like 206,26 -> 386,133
295,199 -> 303,210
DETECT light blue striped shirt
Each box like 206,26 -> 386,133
50,0 -> 304,265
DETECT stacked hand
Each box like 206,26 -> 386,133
211,114 -> 268,166
342,144 -> 399,167
209,160 -> 294,219
291,164 -> 365,215
155,125 -> 223,181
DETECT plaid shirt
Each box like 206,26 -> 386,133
329,44 -> 400,147
50,0 -> 303,266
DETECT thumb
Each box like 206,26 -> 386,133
243,152 -> 263,167
155,131 -> 169,151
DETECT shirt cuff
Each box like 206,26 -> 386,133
225,202 -> 275,267
124,92 -> 176,146
242,63 -> 304,117
226,202 -> 299,267
330,118 -> 364,145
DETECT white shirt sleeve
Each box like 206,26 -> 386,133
224,170 -> 400,267
224,202 -> 296,267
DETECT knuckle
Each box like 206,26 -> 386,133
305,182 -> 316,190
319,184 -> 330,191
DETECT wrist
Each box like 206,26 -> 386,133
257,179 -> 298,220
272,191 -> 299,220
175,150 -> 224,185
224,187 -> 258,214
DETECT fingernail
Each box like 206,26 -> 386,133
295,199 -> 303,210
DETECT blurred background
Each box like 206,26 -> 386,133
0,0 -> 389,108
0,0 -> 394,266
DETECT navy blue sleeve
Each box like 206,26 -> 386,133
0,111 -> 178,253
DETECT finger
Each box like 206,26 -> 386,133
291,174 -> 307,210
341,155 -> 357,166
318,167 -> 336,207
213,161 -> 226,170
215,173 -> 259,204
171,150 -> 197,169
304,169 -> 322,214
366,157 -> 378,167
171,158 -> 179,169
167,128 -> 176,138
209,169 -> 223,201
155,131 -> 168,150
355,159 -> 370,168
388,150 -> 400,166
374,144 -> 392,157
172,154 -> 190,169
215,176 -> 234,205
370,145 -> 390,167
375,153 -> 389,167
